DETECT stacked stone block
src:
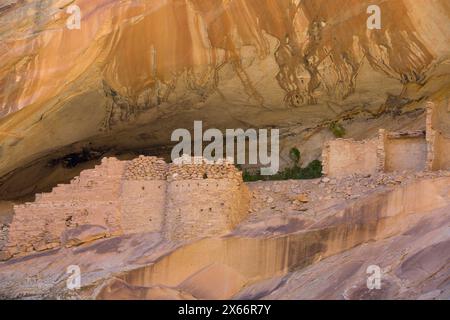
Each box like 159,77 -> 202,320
165,156 -> 249,241
321,138 -> 378,177
323,101 -> 448,177
168,162 -> 242,182
121,156 -> 168,234
3,157 -> 125,258
426,101 -> 450,171
377,129 -> 387,172
124,155 -> 167,180
1,156 -> 250,260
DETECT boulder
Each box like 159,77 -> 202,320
0,250 -> 12,261
295,193 -> 310,203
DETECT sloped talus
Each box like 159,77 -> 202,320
97,177 -> 450,299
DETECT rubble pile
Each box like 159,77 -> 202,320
124,156 -> 167,180
168,156 -> 241,181
247,170 -> 450,221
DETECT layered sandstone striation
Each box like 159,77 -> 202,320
0,0 -> 449,300
0,168 -> 448,299
96,174 -> 450,299
0,1 -> 449,198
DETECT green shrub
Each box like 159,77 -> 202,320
300,159 -> 322,179
289,147 -> 301,166
242,169 -> 262,182
329,122 -> 346,138
241,159 -> 322,182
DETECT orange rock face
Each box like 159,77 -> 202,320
1,0 -> 449,113
0,2 -> 449,300
0,0 -> 449,195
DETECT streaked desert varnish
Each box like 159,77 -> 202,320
1,0 -> 449,185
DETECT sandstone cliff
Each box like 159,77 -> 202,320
0,0 -> 449,198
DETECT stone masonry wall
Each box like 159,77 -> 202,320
427,101 -> 450,171
3,158 -> 125,257
376,129 -> 387,172
324,101 -> 447,177
324,132 -> 428,177
121,180 -> 166,234
121,156 -> 168,234
384,131 -> 427,172
165,158 -> 249,241
0,224 -> 9,255
434,133 -> 450,170
165,179 -> 249,241
322,138 -> 378,177
426,102 -> 437,170
1,156 -> 250,259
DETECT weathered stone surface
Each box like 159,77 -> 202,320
0,250 -> 11,261
4,156 -> 250,257
178,263 -> 247,300
293,194 -> 310,203
61,225 -> 110,248
0,0 -> 449,301
0,0 -> 449,199
235,207 -> 450,300
95,279 -> 196,300
34,242 -> 60,252
0,174 -> 447,300
323,102 -> 450,177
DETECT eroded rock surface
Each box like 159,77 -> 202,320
0,0 -> 449,300
0,0 -> 449,198
0,174 -> 448,300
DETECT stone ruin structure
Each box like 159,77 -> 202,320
0,156 -> 250,260
322,101 -> 450,178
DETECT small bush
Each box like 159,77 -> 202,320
300,159 -> 322,179
241,159 -> 322,182
289,147 -> 301,166
242,169 -> 263,182
329,122 -> 346,138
